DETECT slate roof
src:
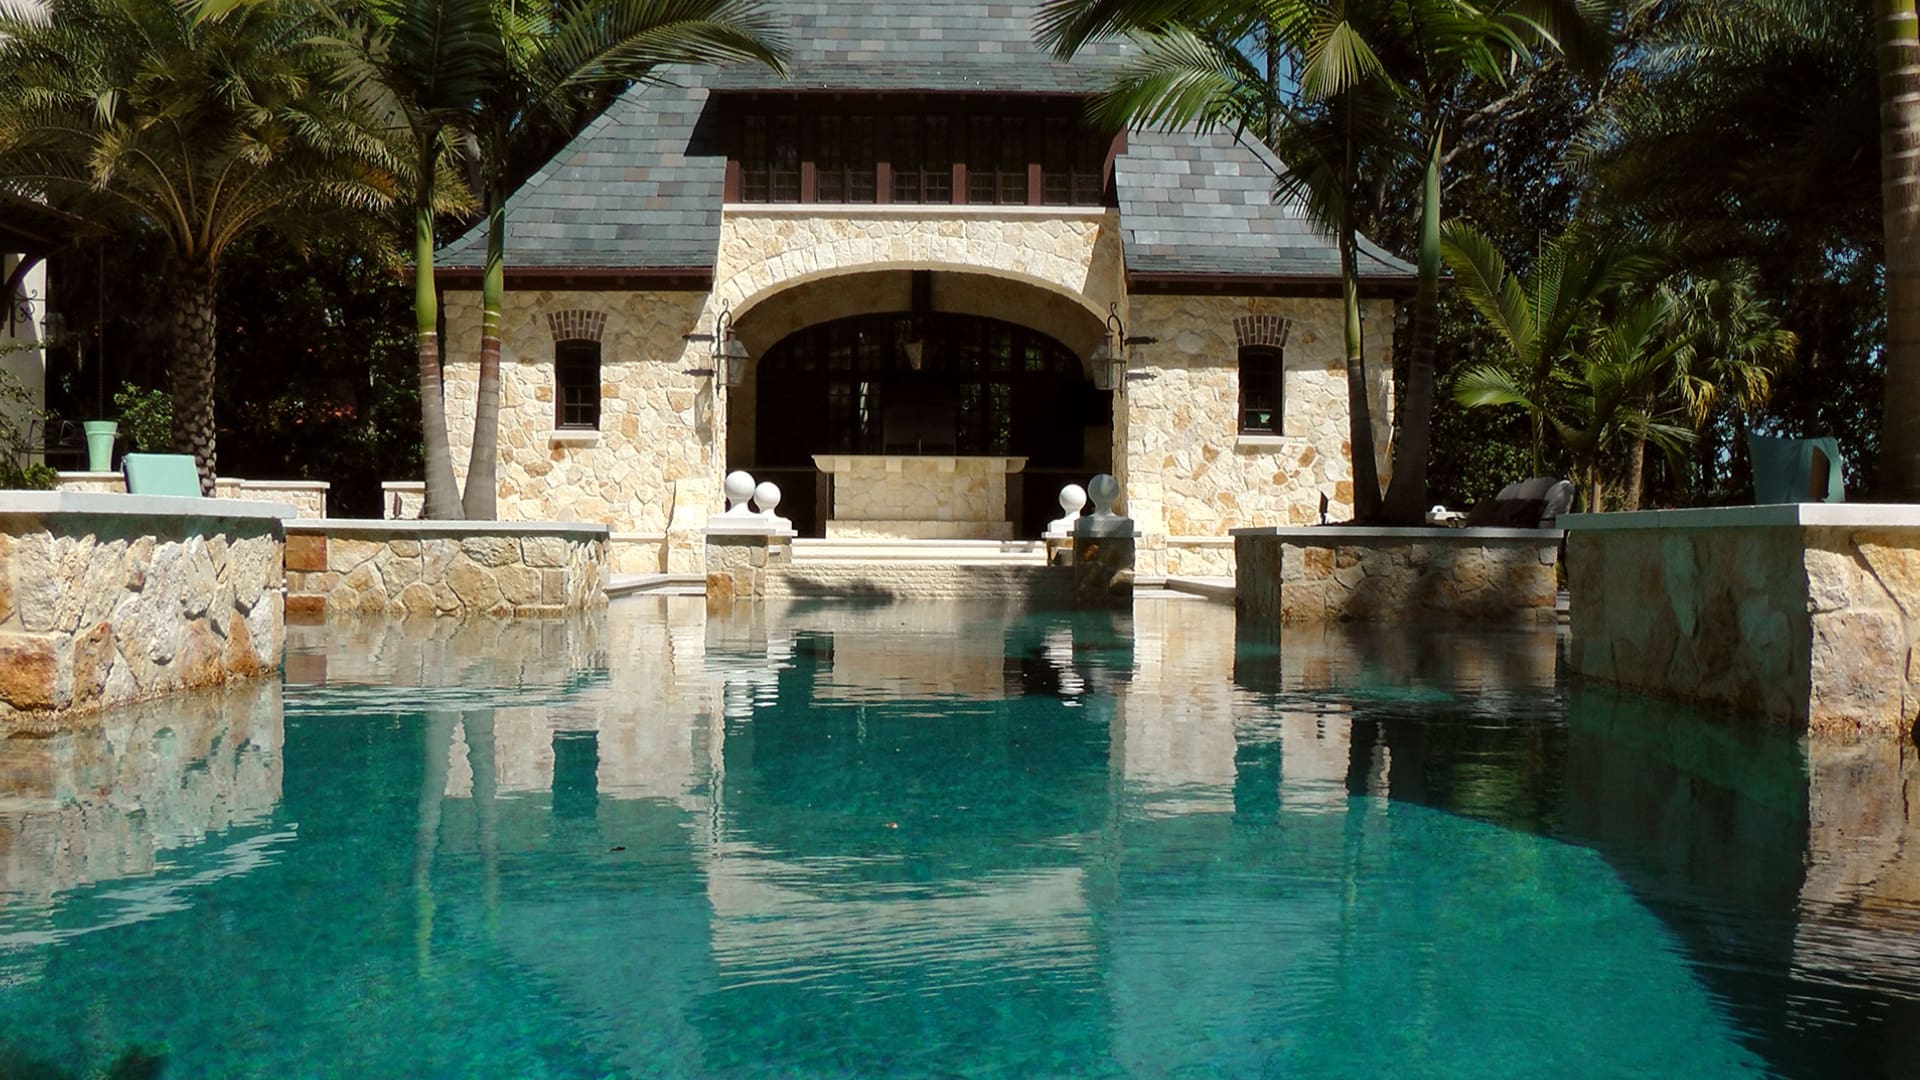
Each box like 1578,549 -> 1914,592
1115,130 -> 1414,280
436,1 -> 1414,286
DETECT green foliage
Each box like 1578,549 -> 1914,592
0,368 -> 57,490
111,383 -> 172,453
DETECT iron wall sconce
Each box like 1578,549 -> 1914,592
1090,302 -> 1157,391
684,301 -> 749,387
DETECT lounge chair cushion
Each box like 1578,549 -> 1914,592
122,453 -> 202,497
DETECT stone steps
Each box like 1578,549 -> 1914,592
790,537 -> 1048,565
767,562 -> 1072,602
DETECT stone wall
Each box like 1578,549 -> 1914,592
284,520 -> 609,620
1125,295 -> 1394,579
0,492 -> 287,722
1234,526 -> 1560,624
1564,505 -> 1920,737
817,454 -> 1022,540
58,473 -> 329,517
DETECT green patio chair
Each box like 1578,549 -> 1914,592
121,453 -> 203,497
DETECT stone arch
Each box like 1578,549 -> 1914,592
1234,314 -> 1293,349
712,211 -> 1125,332
545,308 -> 607,342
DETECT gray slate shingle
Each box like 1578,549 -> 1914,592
439,2 -> 1413,285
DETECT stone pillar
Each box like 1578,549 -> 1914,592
704,470 -> 794,607
1073,473 -> 1135,606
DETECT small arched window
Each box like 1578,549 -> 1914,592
555,339 -> 601,430
1238,345 -> 1284,435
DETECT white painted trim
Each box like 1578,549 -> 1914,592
0,491 -> 295,520
1561,503 -> 1920,531
1233,435 -> 1288,450
285,518 -> 610,538
723,203 -> 1111,221
1231,524 -> 1563,542
549,430 -> 600,447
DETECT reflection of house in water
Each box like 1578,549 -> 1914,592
0,679 -> 284,988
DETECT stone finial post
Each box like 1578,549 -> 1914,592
754,480 -> 794,534
1047,483 -> 1088,538
723,470 -> 757,515
1074,473 -> 1135,606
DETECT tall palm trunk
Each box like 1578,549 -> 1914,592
1624,433 -> 1646,510
1879,0 -> 1920,498
462,191 -> 505,520
169,264 -> 219,496
414,174 -> 464,520
1383,130 -> 1443,524
1340,103 -> 1383,523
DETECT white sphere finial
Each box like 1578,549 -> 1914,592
724,470 -> 756,514
1088,473 -> 1120,517
1058,483 -> 1087,515
754,481 -> 783,515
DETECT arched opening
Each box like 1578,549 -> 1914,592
738,307 -> 1109,537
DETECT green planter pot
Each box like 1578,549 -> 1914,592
83,420 -> 118,473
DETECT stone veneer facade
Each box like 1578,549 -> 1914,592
441,206 -> 1397,579
1234,526 -> 1561,624
0,493 -> 287,723
1564,505 -> 1920,737
284,521 -> 609,620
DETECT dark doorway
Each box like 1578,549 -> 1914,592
747,311 -> 1109,537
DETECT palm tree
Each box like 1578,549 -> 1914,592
322,0 -> 501,519
0,0 -> 399,495
1039,0 -> 1601,524
1441,220 -> 1649,476
459,0 -> 786,519
1878,0 -> 1920,497
1655,267 -> 1797,504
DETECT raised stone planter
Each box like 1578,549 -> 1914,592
1233,525 -> 1561,624
1563,504 -> 1920,737
59,472 -> 329,517
283,519 -> 609,620
0,491 -> 288,723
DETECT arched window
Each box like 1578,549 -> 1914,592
1239,346 -> 1284,435
555,339 -> 601,430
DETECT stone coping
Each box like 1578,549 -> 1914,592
811,453 -> 1029,471
1561,503 -> 1920,531
0,491 -> 296,520
57,472 -> 330,490
285,517 -> 610,538
1230,524 -> 1564,542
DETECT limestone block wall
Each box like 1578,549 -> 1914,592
705,532 -> 791,605
284,520 -> 609,620
1126,295 -> 1395,579
1235,526 -> 1560,624
58,473 -> 329,517
0,492 -> 287,722
1564,505 -> 1920,737
817,454 -> 1022,540
441,287 -> 718,574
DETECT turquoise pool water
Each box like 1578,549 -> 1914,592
2,599 -> 1915,1077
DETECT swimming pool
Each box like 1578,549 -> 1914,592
1,598 -> 1913,1077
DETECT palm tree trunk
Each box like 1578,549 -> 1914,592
462,191 -> 505,520
1339,101 -> 1382,523
414,188 -> 464,520
1880,0 -> 1920,498
1383,129 -> 1443,524
169,265 -> 218,496
1624,434 -> 1646,510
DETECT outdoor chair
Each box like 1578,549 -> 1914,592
1462,477 -> 1575,528
121,452 -> 202,497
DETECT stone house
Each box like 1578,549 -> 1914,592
436,0 -> 1412,579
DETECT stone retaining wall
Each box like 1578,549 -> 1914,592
1234,526 -> 1561,624
59,473 -> 329,517
0,492 -> 288,723
283,520 -> 609,620
1564,505 -> 1920,737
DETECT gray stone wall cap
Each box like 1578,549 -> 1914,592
286,518 -> 610,538
1230,524 -> 1564,542
1560,503 -> 1920,531
0,491 -> 296,520
240,480 -> 331,491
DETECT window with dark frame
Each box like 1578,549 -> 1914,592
1239,346 -> 1284,435
728,98 -> 1114,207
555,339 -> 601,430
